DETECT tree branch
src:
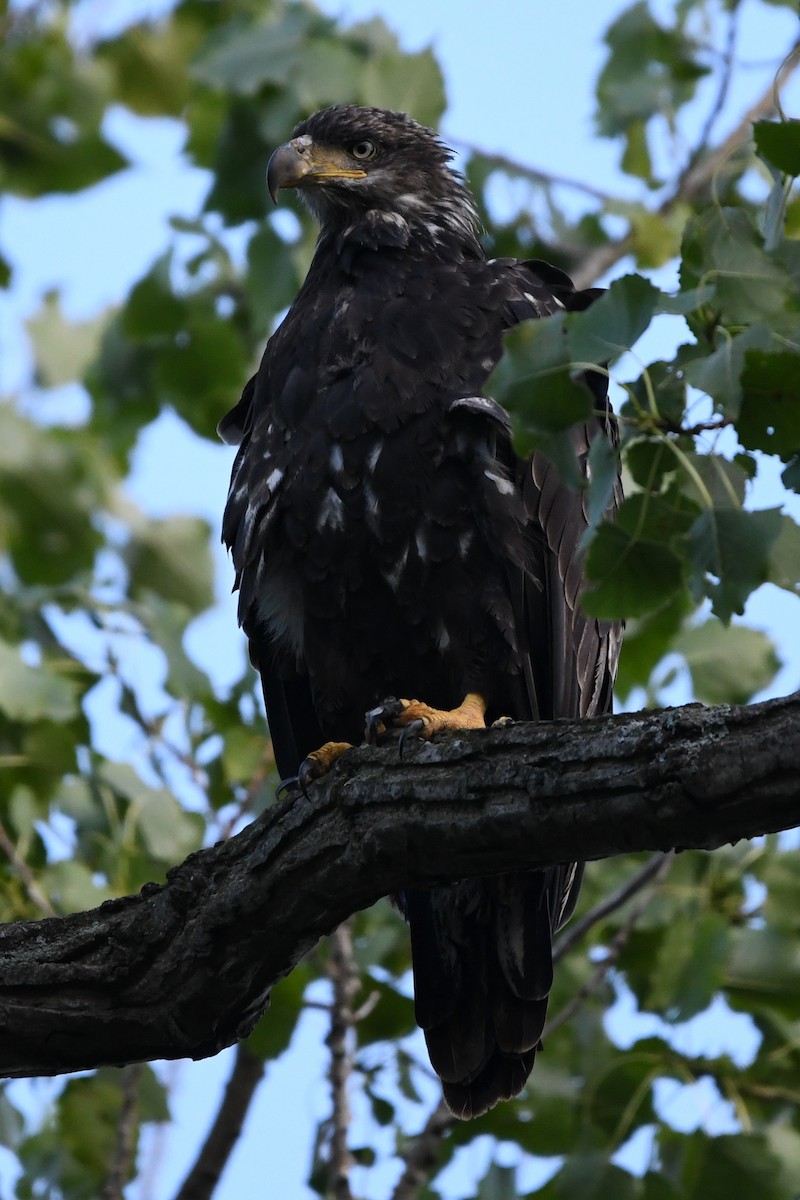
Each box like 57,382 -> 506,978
173,1045 -> 265,1200
391,1098 -> 454,1200
0,692 -> 797,1079
324,920 -> 360,1200
571,38 -> 800,289
103,1063 -> 143,1200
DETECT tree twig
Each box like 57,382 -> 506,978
103,1063 -> 143,1200
453,143 -> 625,206
325,920 -> 360,1200
0,819 -> 56,917
390,1098 -> 453,1200
173,1045 -> 265,1200
690,6 -> 739,166
544,853 -> 674,1039
553,852 -> 671,964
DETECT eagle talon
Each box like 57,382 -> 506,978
365,697 -> 400,744
398,719 -> 426,757
276,775 -> 301,800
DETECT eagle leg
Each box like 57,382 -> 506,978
365,692 -> 487,750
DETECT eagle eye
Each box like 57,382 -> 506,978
351,139 -> 377,161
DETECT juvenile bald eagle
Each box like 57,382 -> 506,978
220,105 -> 622,1118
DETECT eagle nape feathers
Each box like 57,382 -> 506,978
220,104 -> 622,1118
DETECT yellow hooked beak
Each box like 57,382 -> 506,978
266,140 -> 368,203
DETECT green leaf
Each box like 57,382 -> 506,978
124,515 -> 214,613
123,252 -> 189,339
135,789 -> 204,863
620,119 -> 656,184
355,979 -> 416,1046
0,409 -> 107,584
586,434 -> 620,526
154,312 -> 249,438
0,1092 -> 24,1150
541,1156 -> 641,1200
247,224 -> 301,337
615,591 -> 693,700
649,912 -> 729,1020
475,1162 -> 518,1200
134,594 -> 213,701
767,514 -> 800,595
39,860 -> 114,913
138,1064 -> 170,1124
25,291 -> 108,387
685,506 -> 784,621
683,324 -> 774,416
680,209 -> 789,326
659,1131 -> 793,1200
654,286 -> 716,315
675,621 -> 780,705
490,317 -> 593,463
190,9 -> 316,94
360,48 -> 446,129
727,927 -> 800,1019
754,120 -> 800,177
0,640 -> 80,722
567,274 -> 659,365
596,2 -> 709,139
737,350 -> 800,458
96,19 -> 198,116
584,520 -> 685,619
782,455 -> 800,492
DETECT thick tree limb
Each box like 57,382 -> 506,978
0,692 -> 797,1080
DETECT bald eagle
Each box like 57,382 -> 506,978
220,105 -> 622,1118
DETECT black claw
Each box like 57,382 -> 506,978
296,762 -> 315,799
365,696 -> 400,744
276,775 -> 300,800
398,718 -> 425,758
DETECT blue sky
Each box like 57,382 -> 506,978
2,0 -> 800,1196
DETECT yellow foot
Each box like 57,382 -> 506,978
365,692 -> 487,746
278,741 -> 353,798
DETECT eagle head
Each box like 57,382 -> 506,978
266,104 -> 479,246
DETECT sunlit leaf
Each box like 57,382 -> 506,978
567,273 -> 658,365
675,621 -> 780,705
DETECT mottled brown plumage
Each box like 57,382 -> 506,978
221,105 -> 622,1117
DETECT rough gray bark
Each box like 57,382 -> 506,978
0,692 -> 797,1079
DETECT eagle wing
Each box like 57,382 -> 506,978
405,261 -> 623,1117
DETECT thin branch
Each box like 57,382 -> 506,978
553,852 -> 671,964
544,853 -> 674,1039
0,692 -> 797,1079
103,1063 -> 143,1200
0,819 -> 56,917
690,6 -> 739,165
325,920 -> 360,1200
390,1098 -> 454,1200
571,38 -> 800,289
453,143 -> 624,206
173,1045 -> 265,1200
